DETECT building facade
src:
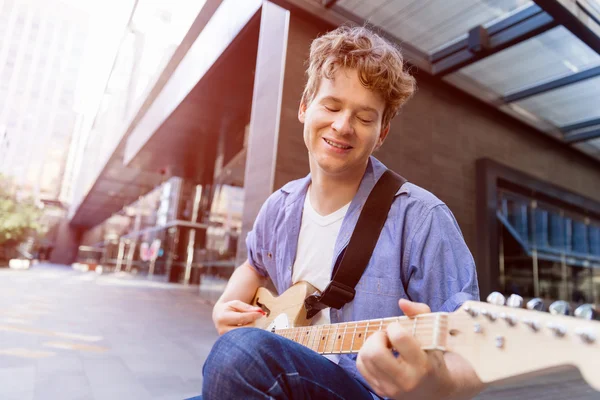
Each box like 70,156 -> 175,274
56,0 -> 600,305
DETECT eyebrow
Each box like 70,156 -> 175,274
320,96 -> 380,117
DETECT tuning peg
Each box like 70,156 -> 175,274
549,300 -> 571,316
526,298 -> 544,311
486,292 -> 505,306
506,294 -> 523,308
574,304 -> 599,320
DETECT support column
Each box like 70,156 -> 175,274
238,2 -> 333,265
238,2 -> 290,265
49,220 -> 84,265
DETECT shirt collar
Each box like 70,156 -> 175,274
279,156 -> 409,208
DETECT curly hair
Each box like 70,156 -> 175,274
301,26 -> 416,128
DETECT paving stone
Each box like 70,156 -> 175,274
0,365 -> 36,394
0,265 -> 218,400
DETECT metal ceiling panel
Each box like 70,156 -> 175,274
337,0 -> 533,54
457,26 -> 600,96
513,74 -> 600,127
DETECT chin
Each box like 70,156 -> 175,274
316,160 -> 351,175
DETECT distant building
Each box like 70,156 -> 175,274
0,0 -> 89,200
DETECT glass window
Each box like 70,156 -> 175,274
454,27 -> 600,96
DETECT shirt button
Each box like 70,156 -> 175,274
288,266 -> 292,271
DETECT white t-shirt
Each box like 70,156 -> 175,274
292,187 -> 350,362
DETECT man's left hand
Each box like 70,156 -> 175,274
356,299 -> 484,400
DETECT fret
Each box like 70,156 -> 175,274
330,324 -> 338,354
310,326 -> 319,352
294,329 -> 299,344
318,325 -> 328,353
351,322 -> 357,352
378,319 -> 383,331
317,325 -> 324,352
304,327 -> 311,347
310,325 -> 323,351
365,321 -> 370,342
334,324 -> 343,354
433,314 -> 440,348
341,323 -> 348,353
412,316 -> 418,338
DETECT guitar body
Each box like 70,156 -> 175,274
251,281 -> 318,331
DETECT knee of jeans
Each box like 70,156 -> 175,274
203,328 -> 274,374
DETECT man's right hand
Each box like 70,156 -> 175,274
212,300 -> 265,335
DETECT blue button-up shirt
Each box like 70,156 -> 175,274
246,156 -> 479,391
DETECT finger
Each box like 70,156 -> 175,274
356,333 -> 390,395
398,299 -> 430,317
227,300 -> 264,313
359,332 -> 405,383
387,322 -> 428,366
221,310 -> 264,326
356,354 -> 386,396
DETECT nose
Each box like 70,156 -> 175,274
331,111 -> 354,136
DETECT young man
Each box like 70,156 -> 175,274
202,26 -> 482,399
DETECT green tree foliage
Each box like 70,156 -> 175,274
0,174 -> 46,248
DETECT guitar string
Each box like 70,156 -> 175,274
270,312 -> 573,333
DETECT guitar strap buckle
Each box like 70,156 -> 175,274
304,281 -> 356,319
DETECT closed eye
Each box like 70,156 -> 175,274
358,117 -> 373,124
324,105 -> 340,112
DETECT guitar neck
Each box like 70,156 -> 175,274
274,313 -> 449,355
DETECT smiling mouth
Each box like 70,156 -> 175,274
324,138 -> 352,150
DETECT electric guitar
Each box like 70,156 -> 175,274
251,282 -> 600,391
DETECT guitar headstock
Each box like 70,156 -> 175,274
447,295 -> 600,391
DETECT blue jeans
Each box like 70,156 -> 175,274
196,327 -> 377,399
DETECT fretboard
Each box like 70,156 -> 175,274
274,313 -> 449,354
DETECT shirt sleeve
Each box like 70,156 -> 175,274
245,200 -> 270,278
404,204 -> 480,312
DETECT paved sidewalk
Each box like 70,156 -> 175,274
1,264 -> 597,399
0,264 -> 218,400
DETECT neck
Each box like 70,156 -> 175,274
274,314 -> 449,355
309,159 -> 367,216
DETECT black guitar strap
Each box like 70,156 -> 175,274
304,169 -> 407,319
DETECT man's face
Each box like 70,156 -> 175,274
298,68 -> 389,179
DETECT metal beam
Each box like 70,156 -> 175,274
563,117 -> 600,132
330,4 -> 432,72
534,0 -> 600,55
431,4 -> 558,76
431,4 -> 544,63
503,65 -> 600,102
564,127 -> 600,143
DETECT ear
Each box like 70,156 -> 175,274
375,124 -> 390,150
298,101 -> 307,123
